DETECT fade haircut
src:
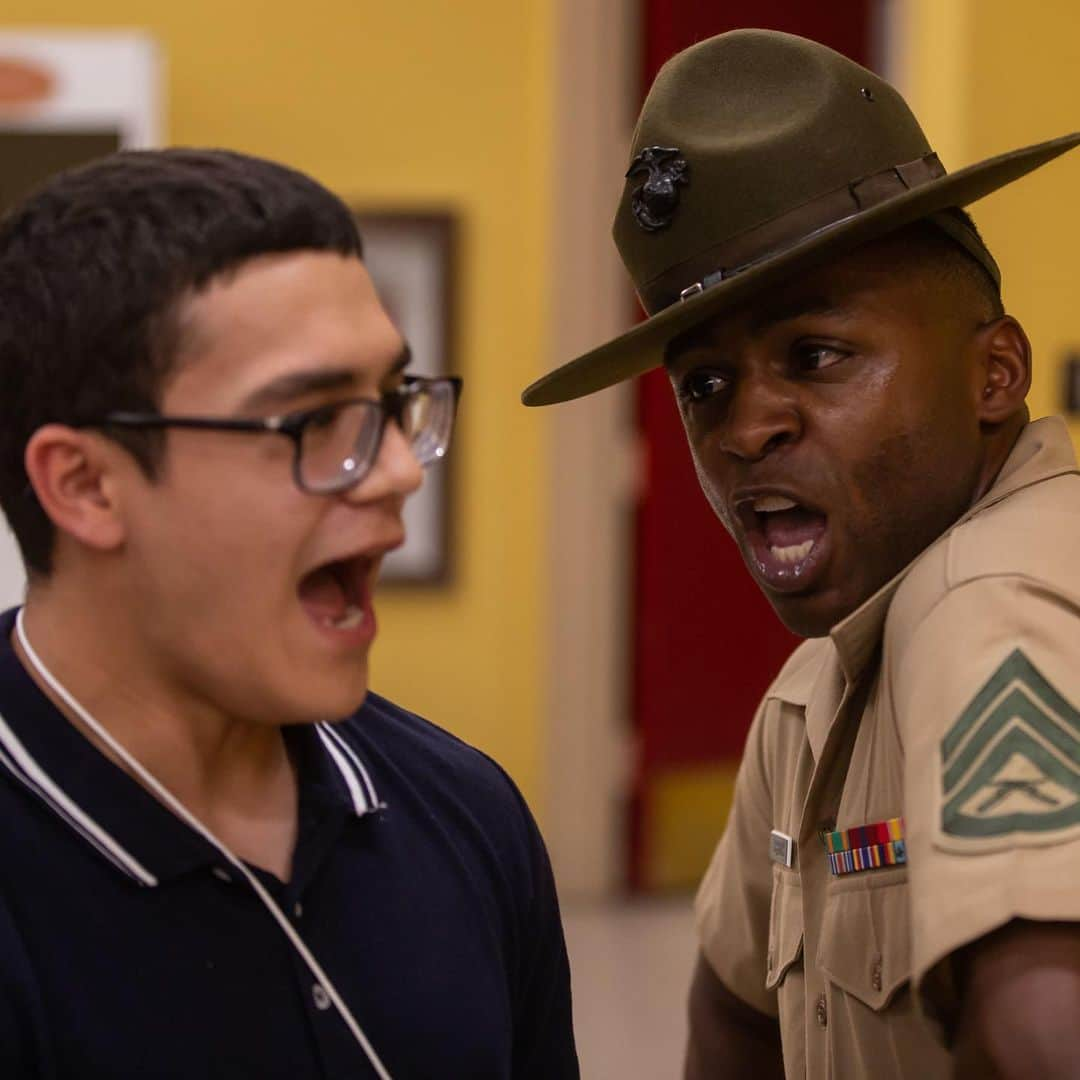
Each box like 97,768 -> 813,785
904,207 -> 1005,321
0,148 -> 363,577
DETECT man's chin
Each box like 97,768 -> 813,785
279,663 -> 370,725
765,588 -> 850,640
318,681 -> 370,723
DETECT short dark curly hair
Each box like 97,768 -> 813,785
0,148 -> 363,577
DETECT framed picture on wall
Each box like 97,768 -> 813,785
0,31 -> 161,217
353,211 -> 459,585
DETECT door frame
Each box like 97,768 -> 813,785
542,0 -> 639,899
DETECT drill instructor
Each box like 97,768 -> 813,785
523,29 -> 1080,1079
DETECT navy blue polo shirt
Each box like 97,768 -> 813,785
0,609 -> 577,1078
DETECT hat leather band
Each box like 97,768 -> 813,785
638,152 -> 949,315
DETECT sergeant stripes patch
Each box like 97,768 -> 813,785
941,649 -> 1080,839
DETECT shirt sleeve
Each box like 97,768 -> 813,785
512,813 -> 578,1079
488,772 -> 578,1080
892,574 -> 1080,1022
694,696 -> 779,1017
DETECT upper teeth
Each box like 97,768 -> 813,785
752,495 -> 797,512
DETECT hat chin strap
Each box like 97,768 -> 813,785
637,151 -> 1000,314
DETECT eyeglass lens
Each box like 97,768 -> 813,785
298,380 -> 456,493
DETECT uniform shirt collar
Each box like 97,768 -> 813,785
0,607 -> 382,887
827,416 -> 1078,682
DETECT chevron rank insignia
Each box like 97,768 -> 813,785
941,649 -> 1080,839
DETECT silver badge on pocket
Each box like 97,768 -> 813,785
769,830 -> 795,868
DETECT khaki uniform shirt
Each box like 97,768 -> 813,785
695,416 -> 1080,1079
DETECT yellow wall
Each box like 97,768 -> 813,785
901,0 -> 1080,447
3,2 -> 555,808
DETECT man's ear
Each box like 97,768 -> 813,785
975,316 -> 1032,425
24,425 -> 128,555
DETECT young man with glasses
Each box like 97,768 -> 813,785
0,149 -> 577,1078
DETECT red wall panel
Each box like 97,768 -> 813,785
631,0 -> 872,884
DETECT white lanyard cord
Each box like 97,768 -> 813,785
14,610 -> 392,1080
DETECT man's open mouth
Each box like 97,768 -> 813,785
297,556 -> 375,637
736,493 -> 830,592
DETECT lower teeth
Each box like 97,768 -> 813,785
323,604 -> 365,630
770,539 -> 814,564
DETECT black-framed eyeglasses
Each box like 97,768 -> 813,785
78,374 -> 463,495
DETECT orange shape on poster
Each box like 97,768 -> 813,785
0,57 -> 56,107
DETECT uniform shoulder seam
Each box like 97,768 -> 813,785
891,571 -> 1080,676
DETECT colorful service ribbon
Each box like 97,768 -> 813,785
821,817 -> 906,876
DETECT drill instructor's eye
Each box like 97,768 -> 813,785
795,343 -> 847,372
681,369 -> 729,403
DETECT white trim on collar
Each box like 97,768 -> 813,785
0,710 -> 384,885
0,708 -> 158,886
315,723 -> 375,816
0,613 -> 382,883
316,721 -> 382,813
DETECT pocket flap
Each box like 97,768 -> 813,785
816,876 -> 910,1010
765,867 -> 803,991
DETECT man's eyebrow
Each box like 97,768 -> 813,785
239,367 -> 360,412
239,345 -> 412,412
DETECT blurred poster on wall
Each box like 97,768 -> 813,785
0,30 -> 162,603
354,212 -> 459,585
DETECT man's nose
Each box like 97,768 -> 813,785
345,419 -> 424,503
717,373 -> 801,461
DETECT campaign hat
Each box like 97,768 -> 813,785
522,29 -> 1079,406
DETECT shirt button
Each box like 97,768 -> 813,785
312,983 -> 332,1011
293,901 -> 303,919
871,958 -> 883,992
816,993 -> 828,1028
212,867 -> 232,884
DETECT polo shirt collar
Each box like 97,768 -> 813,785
0,607 -> 382,887
768,417 -> 1078,730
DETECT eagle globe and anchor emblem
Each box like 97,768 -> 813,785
626,146 -> 690,232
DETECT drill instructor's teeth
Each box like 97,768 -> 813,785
769,539 -> 814,564
753,495 -> 798,512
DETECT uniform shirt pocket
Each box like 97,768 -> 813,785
766,864 -> 804,991
816,870 -> 910,1009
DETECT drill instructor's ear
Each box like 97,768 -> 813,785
975,316 -> 1032,425
24,425 -> 128,556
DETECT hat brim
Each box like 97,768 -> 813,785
522,132 -> 1080,407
